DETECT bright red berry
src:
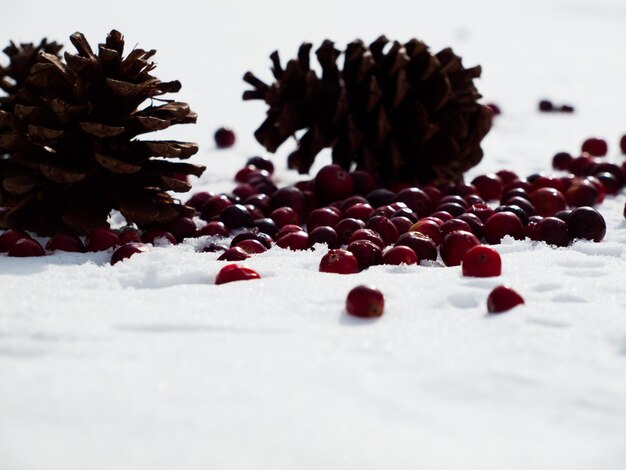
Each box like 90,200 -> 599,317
319,249 -> 360,274
235,239 -> 268,254
409,220 -> 442,246
307,207 -> 342,232
483,212 -> 524,244
214,127 -> 236,148
8,238 -> 45,257
86,228 -> 120,252
110,243 -> 148,265
462,245 -> 501,277
487,285 -> 525,314
346,285 -> 385,318
440,230 -> 481,267
215,264 -> 261,285
218,247 -> 251,261
276,231 -> 309,251
383,245 -> 418,265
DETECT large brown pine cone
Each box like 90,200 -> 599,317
0,30 -> 204,234
244,36 -> 492,186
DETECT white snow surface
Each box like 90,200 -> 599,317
2,1 -> 626,469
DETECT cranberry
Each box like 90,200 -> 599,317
487,285 -> 524,313
307,207 -> 341,232
343,202 -> 374,221
501,197 -> 536,217
349,228 -> 385,249
457,213 -> 484,239
464,194 -> 485,207
581,137 -> 608,156
390,216 -> 413,234
185,191 -> 214,210
334,218 -> 365,245
524,216 -> 543,240
340,195 -> 369,212
141,229 -> 176,245
538,99 -> 553,112
218,247 -> 251,261
200,194 -> 233,221
502,190 -> 531,204
319,249 -> 360,274
110,243 -> 148,265
439,195 -> 468,208
569,156 -> 595,176
620,134 -> 626,155
8,238 -> 45,257
494,205 -> 529,225
46,233 -> 85,253
275,224 -> 304,240
308,226 -> 339,248
346,285 -> 385,318
554,210 -> 572,222
595,172 -> 620,195
220,204 -> 253,229
504,179 -> 532,193
435,202 -> 466,217
422,186 -> 443,205
269,186 -> 308,217
252,218 -> 278,237
565,179 -> 598,207
462,245 -> 501,277
483,212 -> 524,244
231,231 -> 272,250
198,221 -> 229,237
86,228 -> 120,252
395,232 -> 437,262
232,183 -> 257,201
118,228 -> 142,244
409,219 -> 442,245
566,207 -> 606,242
552,152 -> 573,171
235,166 -> 262,183
366,188 -> 395,208
202,243 -> 228,253
365,215 -> 399,246
214,127 -> 236,148
164,217 -> 197,242
440,230 -> 481,267
495,170 -> 519,185
440,219 -> 471,237
586,176 -> 606,204
530,187 -> 567,217
347,239 -> 383,270
383,245 -> 418,265
234,238 -> 266,254
471,174 -> 503,201
531,176 -> 564,193
393,187 -> 432,218
215,264 -> 261,285
245,194 -> 271,213
315,164 -> 354,203
485,102 -> 501,115
391,207 -> 418,223
0,229 -> 31,252
276,231 -> 309,251
270,206 -> 301,228
532,217 -> 571,247
246,156 -> 274,174
350,170 -> 378,195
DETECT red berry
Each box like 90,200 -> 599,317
334,218 -> 366,245
487,285 -> 525,314
214,127 -> 236,148
246,156 -> 274,174
395,232 -> 437,262
566,206 -> 606,242
383,245 -> 418,265
495,170 -> 519,185
457,213 -> 485,239
269,187 -> 308,218
440,230 -> 481,267
534,217 -> 571,247
565,179 -> 598,207
552,152 -> 573,171
349,228 -> 385,249
220,204 -> 253,229
86,228 -> 120,252
8,238 -> 45,257
200,194 -> 233,221
215,264 -> 261,285
390,216 -> 413,235
0,229 -> 31,253
440,219 -> 471,237
319,249 -> 360,274
620,134 -> 626,155
141,229 -> 177,245
365,215 -> 398,246
315,164 -> 354,203
275,224 -> 304,240
276,231 -> 309,251
235,239 -> 268,254
347,239 -> 383,270
198,221 -> 230,237
538,100 -> 553,112
350,170 -> 378,195
270,206 -> 301,228
530,187 -> 567,217
462,245 -> 502,277
581,137 -> 608,157
393,187 -> 432,218
343,202 -> 374,221
483,212 -> 524,244
186,191 -> 214,209
218,247 -> 251,261
471,173 -> 503,201
307,207 -> 341,232
409,219 -> 442,245
430,211 -> 453,222
346,285 -> 385,318
308,226 -> 339,249
118,228 -> 143,244
46,233 -> 85,253
110,243 -> 148,265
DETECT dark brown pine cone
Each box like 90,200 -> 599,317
244,36 -> 492,186
0,30 -> 204,234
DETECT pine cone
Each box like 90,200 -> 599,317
244,36 -> 492,185
0,30 -> 204,234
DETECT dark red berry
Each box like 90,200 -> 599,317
215,264 -> 261,285
200,194 -> 233,221
501,197 -> 536,217
220,204 -> 253,229
118,228 -> 143,245
484,212 -> 524,244
186,191 -> 214,209
383,245 -> 418,265
435,202 -> 466,217
395,232 -> 437,262
252,218 -> 278,237
440,219 -> 471,237
347,239 -> 383,270
365,215 -> 399,246
202,243 -> 228,253
531,176 -> 564,193
349,228 -> 385,249
315,164 -> 354,203
581,137 -> 608,157
457,213 -> 484,239
343,202 -> 374,221
620,134 -> 626,155
552,152 -> 573,171
366,188 -> 395,208
530,187 -> 567,217
334,218 -> 366,245
270,206 -> 301,228
409,219 -> 442,245
440,230 -> 481,267
430,211 -> 453,223
487,285 -> 524,313
538,100 -> 553,112
164,217 -> 197,242
86,228 -> 120,252
308,226 -> 339,248
276,231 -> 309,251
218,247 -> 251,261
566,207 -> 606,242
45,233 -> 84,253
198,221 -> 229,237
319,249 -> 360,274
110,243 -> 148,265
390,216 -> 413,235
0,229 -> 31,253
214,127 -> 236,148
393,187 -> 432,218
350,170 -> 378,195
346,285 -> 385,318
533,217 -> 571,247
307,207 -> 342,232
471,174 -> 503,201
235,239 -> 268,255
246,156 -> 274,174
8,238 -> 45,257
565,179 -> 599,207
595,172 -> 620,195
495,170 -> 519,185
269,186 -> 308,218
462,245 -> 501,277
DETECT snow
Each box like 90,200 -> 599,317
2,0 -> 626,468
